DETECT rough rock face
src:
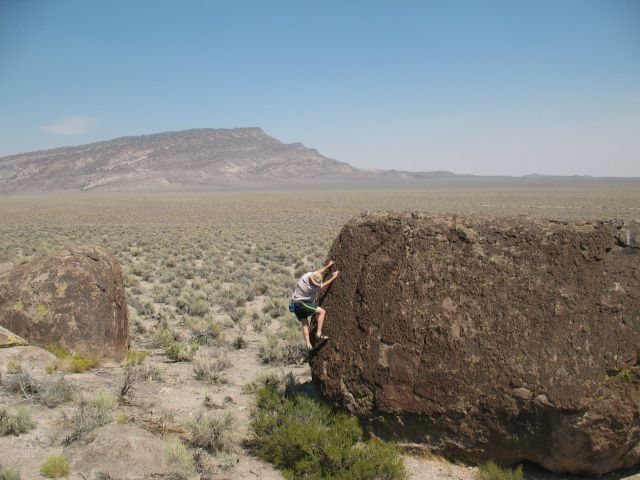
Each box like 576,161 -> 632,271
311,212 -> 640,475
0,245 -> 128,360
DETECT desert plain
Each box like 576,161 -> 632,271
1,181 -> 640,480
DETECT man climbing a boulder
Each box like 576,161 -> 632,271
290,260 -> 340,350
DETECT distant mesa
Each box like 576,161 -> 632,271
0,127 -> 634,194
0,127 -> 361,194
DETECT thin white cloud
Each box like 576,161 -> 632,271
42,116 -> 96,135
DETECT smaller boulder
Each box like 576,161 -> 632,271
68,424 -> 171,479
0,245 -> 129,360
0,325 -> 28,348
0,346 -> 57,376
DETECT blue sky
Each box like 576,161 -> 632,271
1,0 -> 638,176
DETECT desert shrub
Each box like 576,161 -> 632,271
165,342 -> 199,362
67,355 -> 99,373
262,298 -> 285,318
282,343 -> 308,365
228,307 -> 246,323
165,438 -> 194,477
607,367 -> 633,383
0,465 -> 20,480
44,344 -> 99,372
477,461 -> 524,480
251,314 -> 270,333
130,261 -> 153,280
251,385 -> 406,480
232,335 -> 247,349
63,392 -> 116,444
118,365 -> 138,402
40,454 -> 69,478
258,333 -> 284,365
138,301 -> 155,317
124,272 -> 139,288
4,360 -> 22,374
258,334 -> 308,365
153,327 -> 177,348
188,318 -> 224,346
192,351 -> 229,384
242,369 -> 283,394
91,392 -> 117,422
44,343 -> 70,359
4,371 -> 73,407
185,409 -> 235,454
130,311 -> 146,334
190,299 -> 211,317
159,269 -> 176,283
125,350 -> 148,366
0,407 -> 35,436
152,285 -> 171,304
255,281 -> 270,295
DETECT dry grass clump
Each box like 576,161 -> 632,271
39,454 -> 69,478
0,406 -> 35,436
4,360 -> 22,374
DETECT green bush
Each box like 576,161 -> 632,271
40,454 -> 69,478
477,461 -> 524,480
251,385 -> 406,479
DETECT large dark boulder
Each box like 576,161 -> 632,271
0,245 -> 128,360
311,212 -> 640,476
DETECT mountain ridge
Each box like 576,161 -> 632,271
0,127 -> 362,193
0,128 -> 635,194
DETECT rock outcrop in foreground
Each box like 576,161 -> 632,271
0,245 -> 128,360
311,212 -> 640,475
